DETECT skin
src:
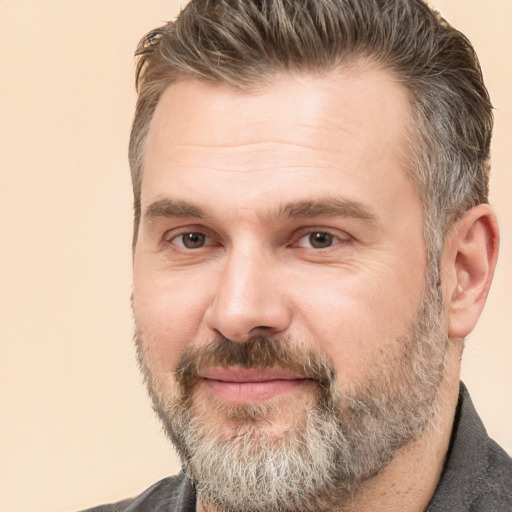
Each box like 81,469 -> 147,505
133,64 -> 499,511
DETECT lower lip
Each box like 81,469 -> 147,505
200,378 -> 310,403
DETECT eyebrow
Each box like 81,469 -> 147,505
144,199 -> 207,221
143,197 -> 378,225
273,198 -> 378,224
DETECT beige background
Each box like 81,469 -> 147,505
0,1 -> 510,511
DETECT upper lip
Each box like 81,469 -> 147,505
199,367 -> 308,383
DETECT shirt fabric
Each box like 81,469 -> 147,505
82,383 -> 512,512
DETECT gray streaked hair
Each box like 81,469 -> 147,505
129,0 -> 493,267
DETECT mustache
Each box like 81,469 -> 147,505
174,336 -> 336,393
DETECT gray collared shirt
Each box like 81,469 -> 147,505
83,383 -> 512,512
426,383 -> 512,511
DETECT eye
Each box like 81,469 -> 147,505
172,232 -> 210,249
296,231 -> 344,249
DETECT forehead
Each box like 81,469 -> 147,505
147,65 -> 411,158
142,65 -> 417,223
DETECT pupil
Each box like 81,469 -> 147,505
310,232 -> 332,248
183,232 -> 205,248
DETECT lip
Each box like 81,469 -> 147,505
199,367 -> 311,403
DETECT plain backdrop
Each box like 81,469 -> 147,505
0,1 -> 510,511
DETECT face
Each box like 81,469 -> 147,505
133,67 -> 447,511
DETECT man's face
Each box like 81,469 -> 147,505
133,67 -> 447,511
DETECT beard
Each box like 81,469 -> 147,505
135,281 -> 447,512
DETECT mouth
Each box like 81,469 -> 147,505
198,367 -> 313,404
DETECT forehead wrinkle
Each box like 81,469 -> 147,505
166,139 -> 336,166
164,165 -> 338,175
170,139 -> 327,151
157,141 -> 352,176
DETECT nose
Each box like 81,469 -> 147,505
204,248 -> 292,341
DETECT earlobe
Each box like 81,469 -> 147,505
443,204 -> 499,339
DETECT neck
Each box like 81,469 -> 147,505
198,344 -> 462,512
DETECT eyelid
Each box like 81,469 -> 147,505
291,227 -> 351,248
161,225 -> 352,250
163,226 -> 216,247
175,233 -> 210,249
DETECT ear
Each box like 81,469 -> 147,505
441,204 -> 499,339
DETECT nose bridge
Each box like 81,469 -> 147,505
205,241 -> 290,341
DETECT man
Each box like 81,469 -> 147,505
86,0 -> 511,510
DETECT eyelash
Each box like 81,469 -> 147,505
164,227 -> 350,252
165,229 -> 215,250
291,229 -> 350,250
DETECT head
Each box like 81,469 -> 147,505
130,0 -> 493,266
130,1 -> 498,511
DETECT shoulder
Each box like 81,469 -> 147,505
79,473 -> 196,512
428,383 -> 512,511
469,438 -> 512,511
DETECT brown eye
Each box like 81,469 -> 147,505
178,232 -> 207,249
308,232 -> 335,249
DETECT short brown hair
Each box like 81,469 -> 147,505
130,0 -> 492,263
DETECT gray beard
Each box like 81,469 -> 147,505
136,282 -> 447,512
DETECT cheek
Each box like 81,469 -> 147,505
133,266 -> 213,376
293,264 -> 425,384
